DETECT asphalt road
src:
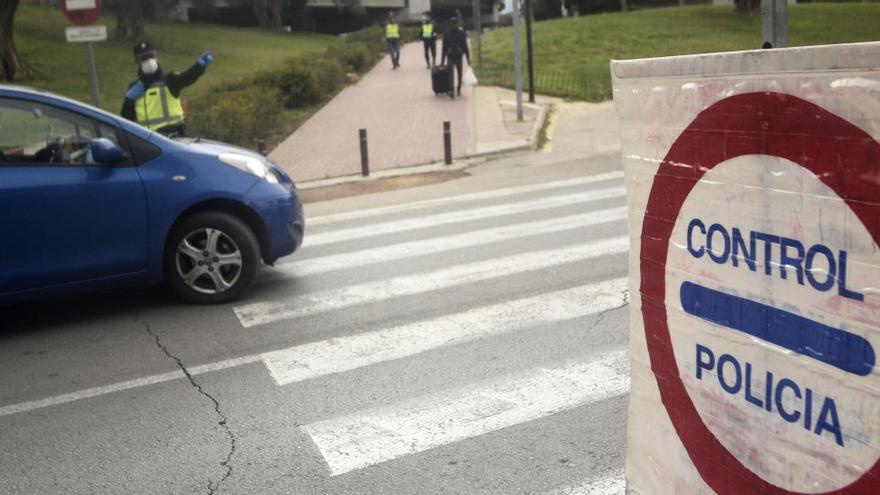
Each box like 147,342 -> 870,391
0,102 -> 630,495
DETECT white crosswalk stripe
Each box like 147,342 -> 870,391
273,206 -> 626,277
261,277 -> 628,385
234,236 -> 629,328
302,349 -> 630,476
304,185 -> 625,247
541,470 -> 626,495
307,171 -> 625,226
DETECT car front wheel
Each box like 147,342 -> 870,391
165,212 -> 260,304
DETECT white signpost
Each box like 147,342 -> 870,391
64,25 -> 107,43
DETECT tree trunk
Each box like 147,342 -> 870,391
248,0 -> 284,29
619,0 -> 628,12
0,0 -> 31,81
112,0 -> 147,40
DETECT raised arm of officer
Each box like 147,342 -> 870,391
166,51 -> 212,98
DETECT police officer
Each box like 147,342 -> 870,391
120,40 -> 213,137
419,12 -> 437,69
384,13 -> 401,70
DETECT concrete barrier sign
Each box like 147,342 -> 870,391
613,43 -> 880,493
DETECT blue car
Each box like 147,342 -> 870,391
0,85 -> 304,304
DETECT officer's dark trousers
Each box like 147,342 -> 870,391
448,56 -> 464,95
387,39 -> 401,67
423,39 -> 436,67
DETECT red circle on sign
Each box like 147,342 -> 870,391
61,0 -> 102,26
641,91 -> 880,494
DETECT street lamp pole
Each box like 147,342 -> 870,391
761,0 -> 788,48
524,0 -> 535,103
512,0 -> 524,121
472,0 -> 482,73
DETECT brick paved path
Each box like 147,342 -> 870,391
270,42 -> 471,182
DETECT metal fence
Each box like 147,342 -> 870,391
476,61 -> 612,102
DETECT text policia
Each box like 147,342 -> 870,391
680,218 -> 872,449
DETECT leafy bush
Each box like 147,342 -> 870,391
187,87 -> 282,147
325,42 -> 373,72
250,55 -> 345,107
310,53 -> 347,93
346,25 -> 386,54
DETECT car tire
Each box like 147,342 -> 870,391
164,212 -> 260,304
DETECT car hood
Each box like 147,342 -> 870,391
169,137 -> 296,186
171,138 -> 266,161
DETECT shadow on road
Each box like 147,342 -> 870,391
0,286 -> 176,338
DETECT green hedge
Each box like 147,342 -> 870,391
186,87 -> 283,147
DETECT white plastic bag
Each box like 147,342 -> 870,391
463,67 -> 478,87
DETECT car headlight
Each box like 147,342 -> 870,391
217,153 -> 279,184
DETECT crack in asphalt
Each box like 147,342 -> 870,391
588,289 -> 630,333
143,323 -> 236,495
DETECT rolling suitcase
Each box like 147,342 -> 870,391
432,65 -> 451,95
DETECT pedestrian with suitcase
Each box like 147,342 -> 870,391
441,16 -> 471,98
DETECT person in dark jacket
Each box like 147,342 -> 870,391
419,12 -> 437,69
120,40 -> 213,137
440,17 -> 471,98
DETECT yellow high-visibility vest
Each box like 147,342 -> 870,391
134,82 -> 184,132
422,23 -> 434,38
386,23 -> 400,39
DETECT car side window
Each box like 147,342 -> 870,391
0,97 -> 104,166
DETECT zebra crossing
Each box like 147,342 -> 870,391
0,171 -> 631,493
245,170 -> 632,491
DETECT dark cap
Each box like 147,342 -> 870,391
133,40 -> 156,58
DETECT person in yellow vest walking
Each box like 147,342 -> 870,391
120,40 -> 213,137
419,12 -> 437,69
384,13 -> 401,70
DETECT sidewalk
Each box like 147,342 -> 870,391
270,42 -> 554,184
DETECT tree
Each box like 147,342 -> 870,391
108,0 -> 147,40
735,0 -> 760,12
0,0 -> 31,81
246,0 -> 285,29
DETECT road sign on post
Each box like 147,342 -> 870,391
61,0 -> 104,108
612,42 -> 880,493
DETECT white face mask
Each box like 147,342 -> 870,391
140,58 -> 159,75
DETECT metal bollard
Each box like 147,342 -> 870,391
359,128 -> 369,176
256,139 -> 268,156
443,121 -> 452,165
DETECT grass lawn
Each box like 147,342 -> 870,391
480,4 -> 880,100
11,5 -> 342,113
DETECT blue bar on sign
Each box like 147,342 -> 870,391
680,281 -> 875,377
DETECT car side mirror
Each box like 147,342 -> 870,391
90,138 -> 125,164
